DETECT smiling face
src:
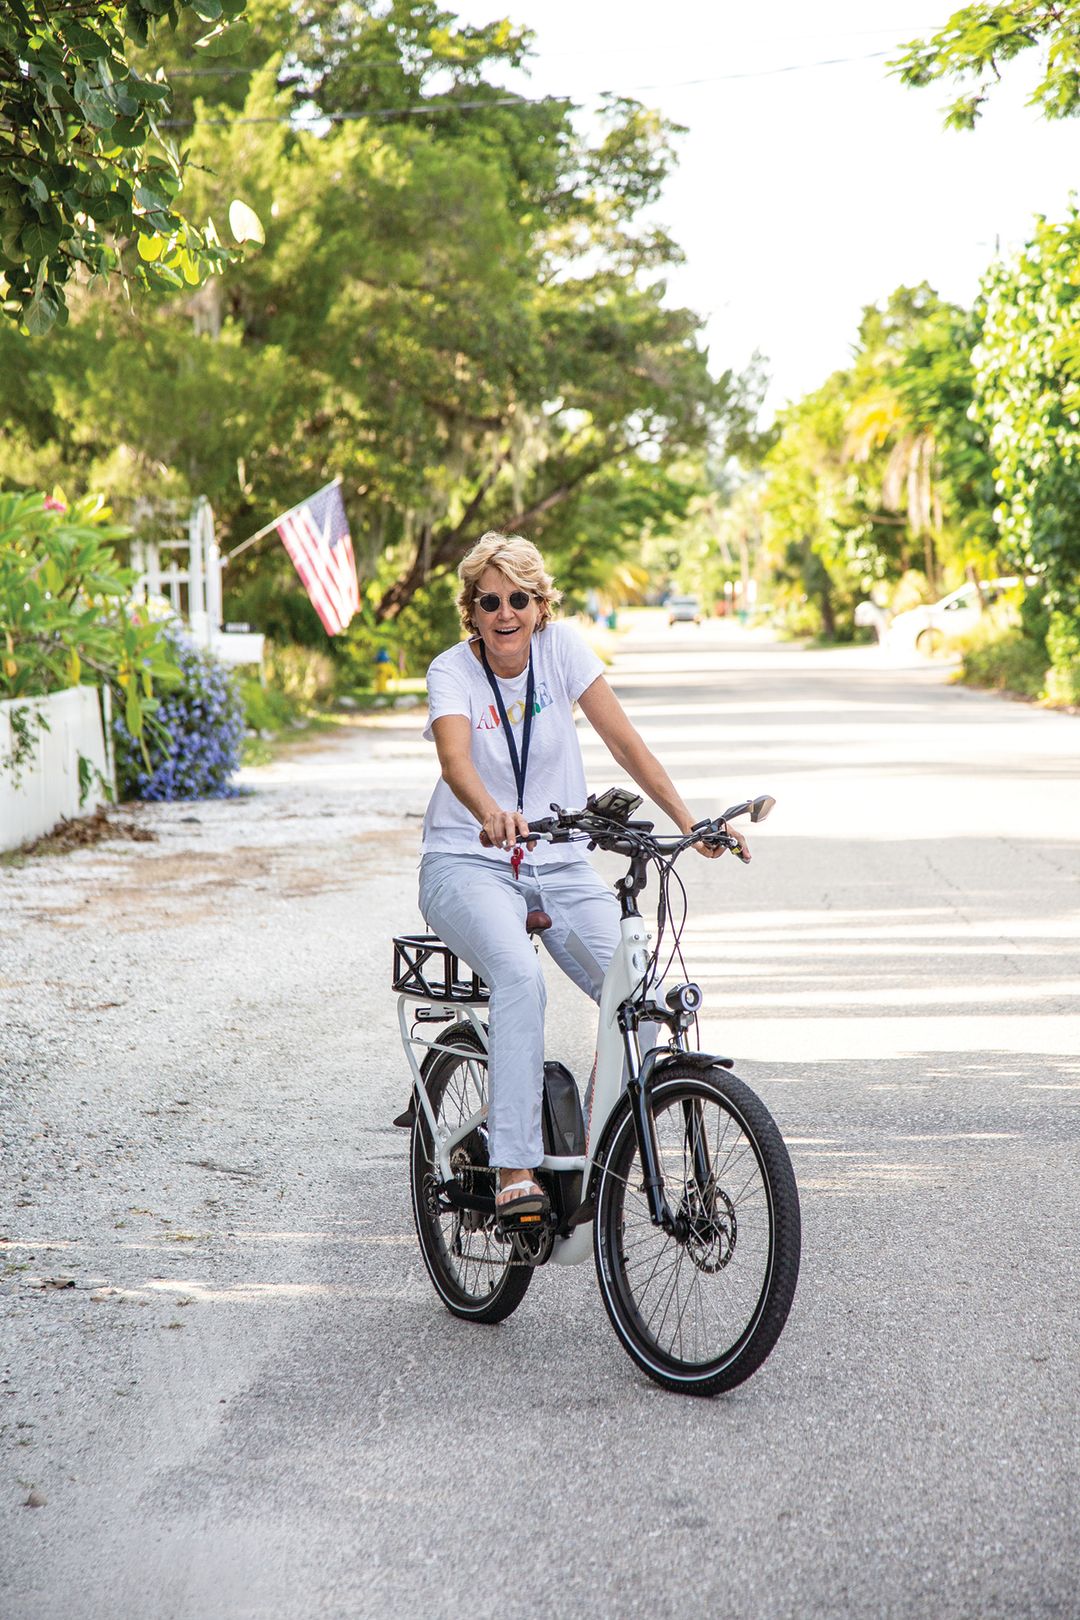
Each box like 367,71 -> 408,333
471,565 -> 541,674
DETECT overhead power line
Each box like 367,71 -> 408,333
157,49 -> 895,128
159,90 -> 573,126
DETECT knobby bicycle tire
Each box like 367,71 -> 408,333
409,1022 -> 532,1324
593,1065 -> 800,1395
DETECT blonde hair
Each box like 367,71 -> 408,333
457,531 -> 562,635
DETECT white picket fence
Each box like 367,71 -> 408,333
0,686 -> 113,852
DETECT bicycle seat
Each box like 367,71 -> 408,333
525,909 -> 552,935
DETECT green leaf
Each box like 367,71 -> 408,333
136,232 -> 165,262
135,184 -> 169,213
72,76 -> 114,130
178,248 -> 202,286
23,286 -> 59,337
195,17 -> 250,54
129,76 -> 171,104
63,20 -> 110,59
19,218 -> 62,261
75,167 -> 112,200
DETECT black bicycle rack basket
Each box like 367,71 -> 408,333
392,934 -> 490,1004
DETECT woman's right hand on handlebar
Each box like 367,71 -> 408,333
479,808 -> 535,851
694,824 -> 750,862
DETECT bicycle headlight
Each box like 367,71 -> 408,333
666,982 -> 703,1015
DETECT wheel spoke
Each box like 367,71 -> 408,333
411,1038 -> 525,1313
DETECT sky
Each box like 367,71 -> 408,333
450,0 -> 1080,415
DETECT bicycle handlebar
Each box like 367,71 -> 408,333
523,793 -> 774,863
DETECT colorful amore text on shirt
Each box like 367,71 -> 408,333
476,681 -> 553,731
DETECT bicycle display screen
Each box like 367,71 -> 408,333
588,787 -> 643,824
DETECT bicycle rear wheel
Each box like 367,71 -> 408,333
409,1024 -> 532,1324
593,1066 -> 800,1394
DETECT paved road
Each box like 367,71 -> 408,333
2,618 -> 1078,1619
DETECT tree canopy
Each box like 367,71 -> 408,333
973,208 -> 1080,619
0,0 -> 263,335
0,0 -> 749,641
892,3 -> 1080,128
755,286 -> 993,638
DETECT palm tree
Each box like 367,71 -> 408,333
844,388 -> 942,591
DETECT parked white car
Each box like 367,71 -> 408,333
885,578 -> 1021,656
667,594 -> 702,625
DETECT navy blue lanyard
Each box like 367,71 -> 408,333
479,641 -> 535,812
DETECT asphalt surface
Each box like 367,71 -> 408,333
2,616 -> 1078,1620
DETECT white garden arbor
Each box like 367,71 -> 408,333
129,496 -> 264,669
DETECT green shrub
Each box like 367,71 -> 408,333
264,640 -> 337,705
336,576 -> 462,690
223,566 -> 329,651
0,489 -> 168,739
1045,611 -> 1080,706
958,621 -> 1048,698
768,582 -> 822,639
239,677 -> 297,734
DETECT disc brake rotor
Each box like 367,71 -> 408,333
680,1180 -> 737,1273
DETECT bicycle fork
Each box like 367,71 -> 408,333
618,1008 -> 684,1237
620,1016 -> 717,1240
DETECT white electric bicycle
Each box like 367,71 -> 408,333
392,789 -> 801,1396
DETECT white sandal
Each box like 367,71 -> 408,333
495,1178 -> 549,1225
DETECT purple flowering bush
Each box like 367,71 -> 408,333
113,627 -> 244,801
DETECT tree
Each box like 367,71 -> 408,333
973,208 -> 1080,621
0,0 -> 257,335
754,286 -> 996,639
844,286 -> 995,590
893,7 -> 1080,696
892,3 -> 1080,127
0,0 -> 742,651
761,377 -> 866,639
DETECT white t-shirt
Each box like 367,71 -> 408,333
421,620 -> 604,864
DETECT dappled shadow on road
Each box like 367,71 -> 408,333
745,1044 -> 1080,1151
680,830 -> 1079,975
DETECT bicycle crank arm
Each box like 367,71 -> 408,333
436,1178 -> 496,1216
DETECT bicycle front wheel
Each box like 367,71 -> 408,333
593,1066 -> 800,1395
409,1024 -> 532,1324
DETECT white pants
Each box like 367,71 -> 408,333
418,851 -> 621,1168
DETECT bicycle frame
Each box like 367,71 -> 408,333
397,902 -> 661,1268
397,794 -> 774,1268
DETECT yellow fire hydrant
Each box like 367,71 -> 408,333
374,646 -> 393,694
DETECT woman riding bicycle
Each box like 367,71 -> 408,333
419,532 -> 749,1227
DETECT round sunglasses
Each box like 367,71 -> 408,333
474,590 -> 534,614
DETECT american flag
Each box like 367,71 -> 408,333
276,480 -> 360,636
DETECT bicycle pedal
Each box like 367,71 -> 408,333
494,1206 -> 556,1237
